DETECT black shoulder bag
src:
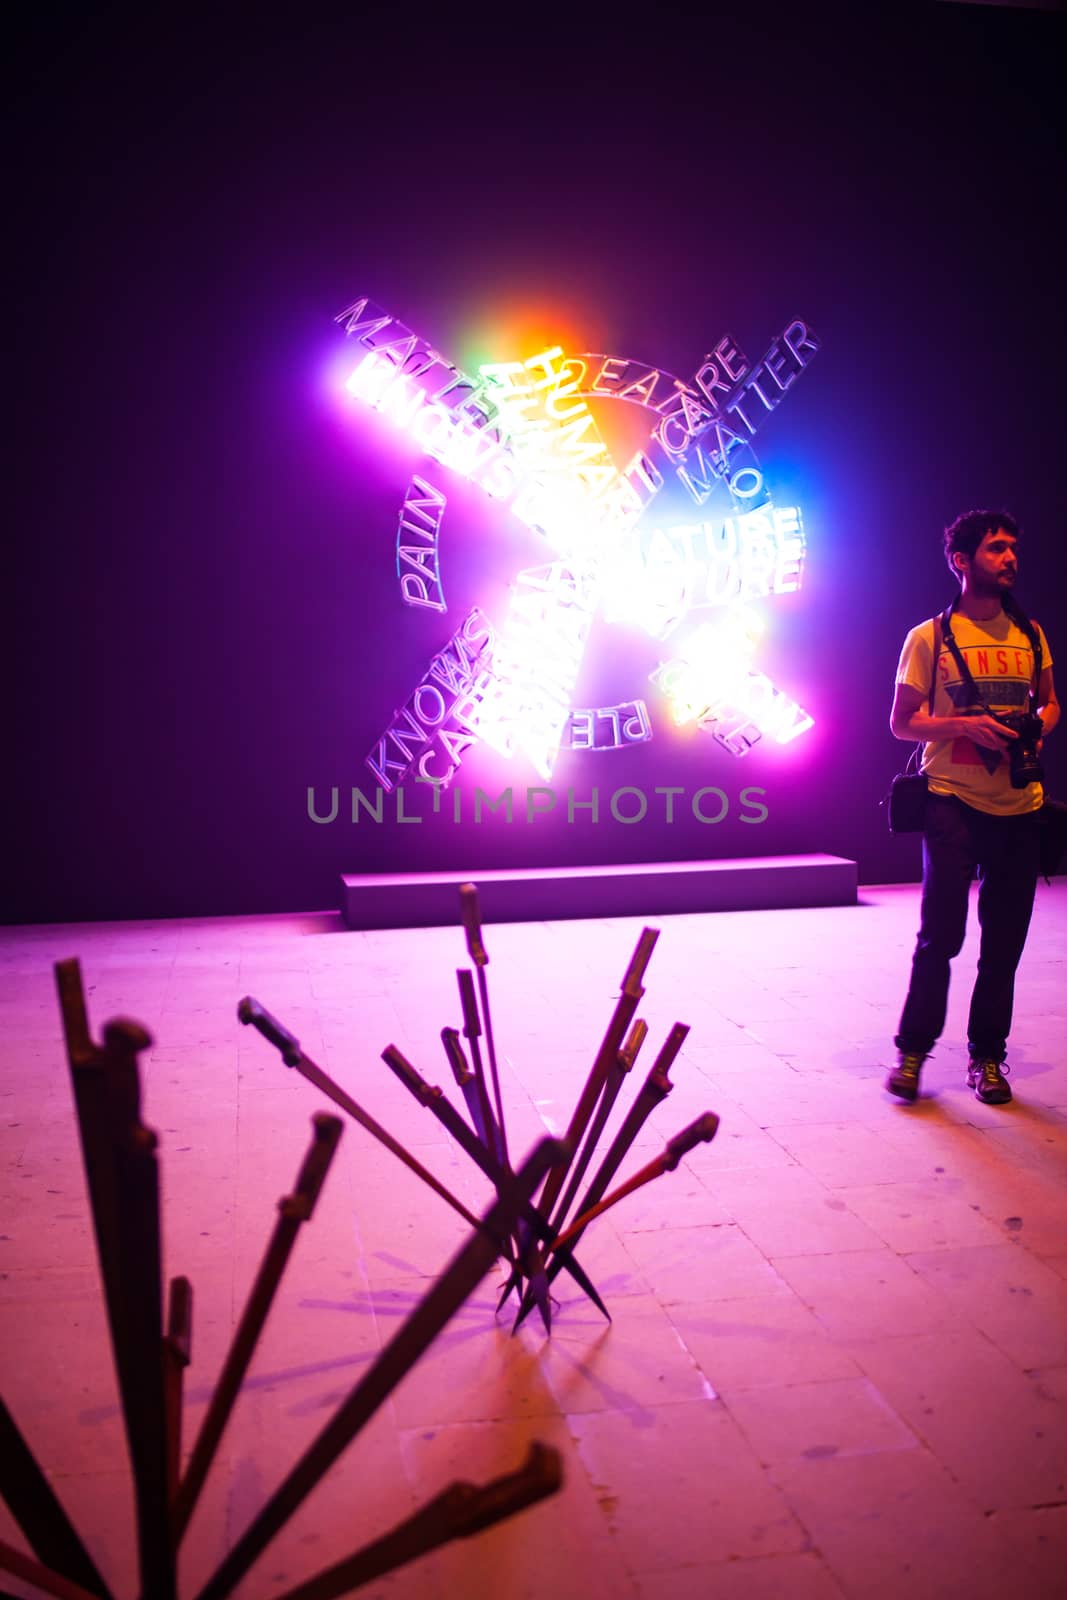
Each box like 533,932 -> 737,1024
885,613 -> 942,833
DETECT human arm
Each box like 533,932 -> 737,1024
1037,664 -> 1059,745
889,681 -> 1019,750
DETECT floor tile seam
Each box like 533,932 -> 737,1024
746,1131 -> 927,1187
846,1318 -> 1055,1395
626,1549 -> 843,1586
563,1393 -> 730,1433
534,1383 -> 710,1426
724,1167 -> 892,1244
609,1522 -> 815,1586
692,1370 -> 899,1435
767,1439 -> 1028,1572
685,1317 -> 867,1382
807,1304 -> 968,1349
559,1405 -> 695,1546
899,1237 -> 1067,1289
594,1413 -> 818,1568
391,1395 -> 567,1431
920,1447 -> 1067,1525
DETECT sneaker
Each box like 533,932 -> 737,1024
967,1057 -> 1012,1106
886,1052 -> 926,1102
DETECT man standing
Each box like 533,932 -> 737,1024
887,510 -> 1059,1105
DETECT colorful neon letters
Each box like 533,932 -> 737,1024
365,607 -> 495,792
335,298 -> 820,787
396,476 -> 447,612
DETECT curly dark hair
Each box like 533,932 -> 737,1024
944,509 -> 1020,582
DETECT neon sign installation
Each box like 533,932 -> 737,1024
335,298 -> 819,788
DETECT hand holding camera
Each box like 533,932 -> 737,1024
963,711 -> 1020,752
966,709 -> 1044,786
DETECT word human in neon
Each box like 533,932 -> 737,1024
470,348 -> 650,778
340,307 -> 658,552
346,345 -> 641,554
478,347 -> 643,549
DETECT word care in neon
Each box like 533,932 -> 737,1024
366,607 -> 495,791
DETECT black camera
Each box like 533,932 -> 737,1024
994,710 -> 1045,789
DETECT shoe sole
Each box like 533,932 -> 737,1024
967,1073 -> 1011,1106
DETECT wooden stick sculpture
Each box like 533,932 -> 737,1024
271,1442 -> 561,1600
1,962 -> 564,1600
513,1024 -> 691,1333
243,884 -> 721,1339
237,996 -> 487,1236
0,1396 -> 111,1599
382,1045 -> 610,1321
195,1138 -> 566,1600
163,1276 -> 193,1508
459,882 -> 509,1166
54,958 -> 175,1600
552,1114 -> 722,1252
172,1114 -> 343,1541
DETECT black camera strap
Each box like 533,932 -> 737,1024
939,598 -> 1043,774
940,598 -> 1043,713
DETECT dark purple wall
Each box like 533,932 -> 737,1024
8,5 -> 1065,922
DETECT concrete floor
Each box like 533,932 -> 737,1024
1,882 -> 1065,1599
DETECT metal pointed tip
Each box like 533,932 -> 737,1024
589,1289 -> 612,1323
511,1293 -> 535,1336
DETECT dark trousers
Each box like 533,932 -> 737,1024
895,792 -> 1040,1062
